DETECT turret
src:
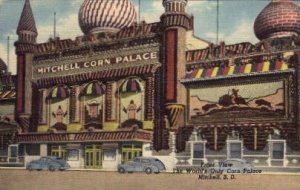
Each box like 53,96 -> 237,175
16,0 -> 37,45
155,0 -> 192,150
14,0 -> 37,132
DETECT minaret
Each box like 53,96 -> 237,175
15,0 -> 37,132
156,0 -> 192,150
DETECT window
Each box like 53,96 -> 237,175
229,143 -> 242,159
272,143 -> 284,159
51,145 -> 67,160
0,135 -> 4,150
103,149 -> 116,161
193,143 -> 204,158
121,144 -> 142,163
26,144 -> 40,156
9,145 -> 18,158
67,149 -> 79,161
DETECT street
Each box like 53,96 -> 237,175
0,169 -> 299,190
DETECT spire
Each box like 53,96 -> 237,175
17,0 -> 37,35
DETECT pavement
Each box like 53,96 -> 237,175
0,169 -> 299,190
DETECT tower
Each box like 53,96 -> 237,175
155,0 -> 193,150
15,0 -> 37,132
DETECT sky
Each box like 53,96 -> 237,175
0,0 -> 298,74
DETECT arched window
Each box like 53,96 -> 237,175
80,81 -> 106,130
116,77 -> 144,129
47,84 -> 69,131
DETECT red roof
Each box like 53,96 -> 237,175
16,129 -> 152,144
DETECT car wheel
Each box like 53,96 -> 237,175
119,167 -> 125,174
145,167 -> 152,174
27,166 -> 33,171
49,165 -> 55,172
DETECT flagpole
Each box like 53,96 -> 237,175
7,36 -> 9,73
54,12 -> 56,38
139,0 -> 141,23
216,0 -> 219,44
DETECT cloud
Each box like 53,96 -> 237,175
0,0 -> 5,6
223,19 -> 258,44
139,0 -> 220,24
187,1 -> 220,14
204,19 -> 258,44
140,1 -> 164,23
36,13 -> 81,42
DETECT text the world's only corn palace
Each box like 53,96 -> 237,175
1,0 -> 300,170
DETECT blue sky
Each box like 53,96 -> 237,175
0,0 -> 298,74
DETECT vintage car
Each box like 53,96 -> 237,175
118,157 -> 166,174
26,156 -> 70,171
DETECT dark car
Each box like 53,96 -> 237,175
118,157 -> 166,174
26,156 -> 70,171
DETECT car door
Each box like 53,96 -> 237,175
132,158 -> 142,172
141,159 -> 151,171
40,157 -> 48,169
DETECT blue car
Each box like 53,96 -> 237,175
118,157 -> 166,174
26,156 -> 70,171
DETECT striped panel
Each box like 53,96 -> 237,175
228,65 -> 235,75
244,63 -> 252,74
118,78 -> 143,94
195,68 -> 204,78
82,81 -> 105,96
281,62 -> 288,70
185,61 -> 290,80
49,85 -> 69,99
262,61 -> 270,72
211,67 -> 219,77
79,0 -> 137,34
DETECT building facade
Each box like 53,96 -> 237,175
13,0 -> 300,170
0,58 -> 19,166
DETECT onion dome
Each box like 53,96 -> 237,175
254,0 -> 300,40
78,0 -> 137,35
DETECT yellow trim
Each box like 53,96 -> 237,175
87,83 -> 93,95
262,61 -> 270,72
37,125 -> 49,133
228,65 -> 235,75
103,122 -> 119,131
195,68 -> 204,78
244,63 -> 252,74
143,121 -> 153,130
281,62 -> 288,70
211,67 -> 219,77
67,123 -> 82,132
52,87 -> 58,98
